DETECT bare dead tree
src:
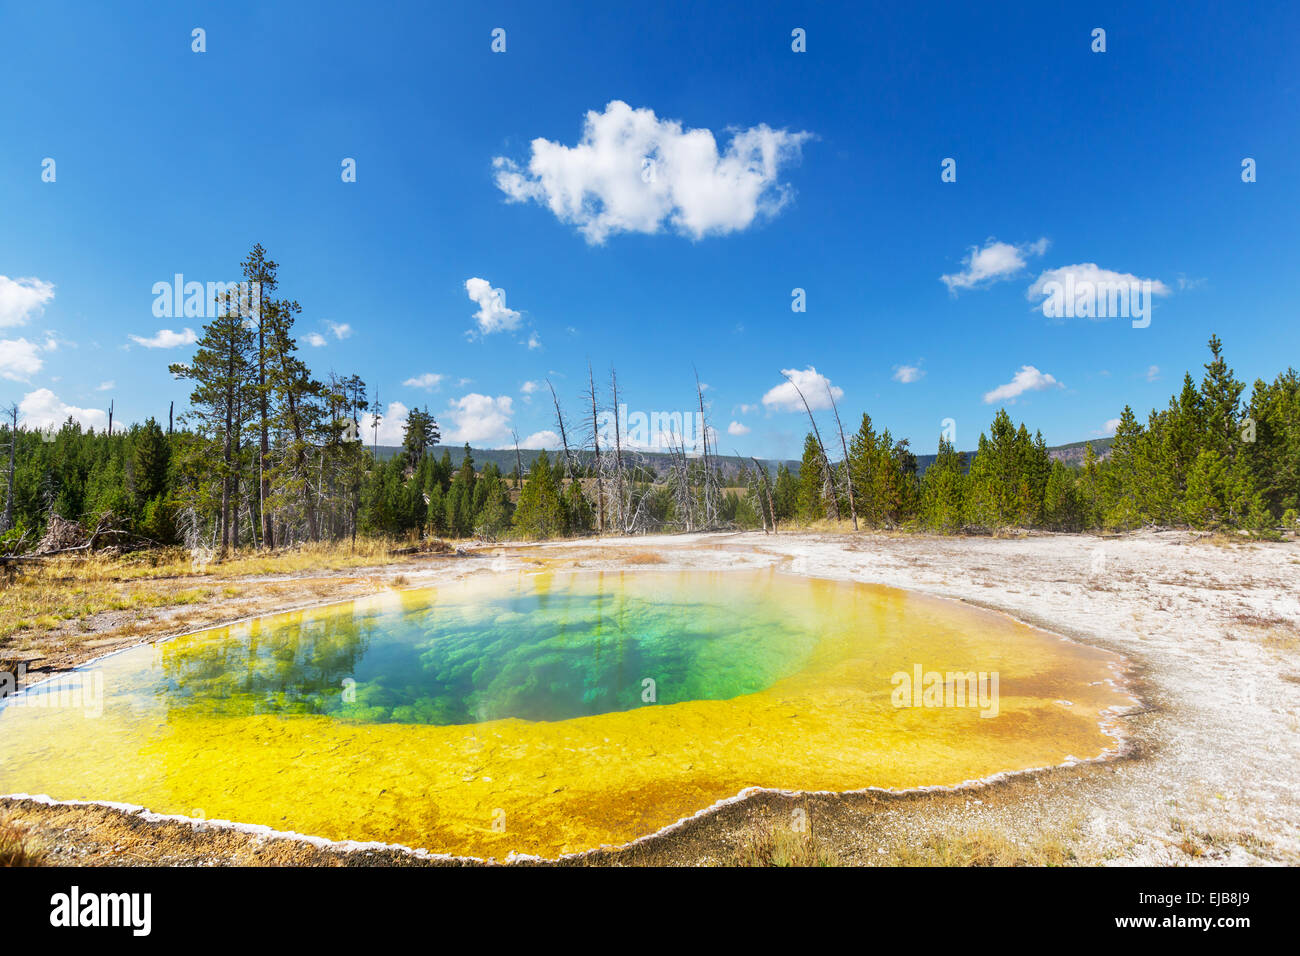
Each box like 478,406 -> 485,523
546,378 -> 577,482
667,429 -> 695,532
0,403 -> 17,534
586,361 -> 605,534
694,368 -> 721,528
749,456 -> 778,534
511,428 -> 523,490
610,367 -> 627,532
825,382 -> 858,530
782,370 -> 841,521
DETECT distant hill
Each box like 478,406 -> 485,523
913,435 -> 1114,474
370,435 -> 1114,478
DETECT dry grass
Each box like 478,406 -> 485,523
1229,612 -> 1300,652
621,551 -> 667,565
733,823 -> 840,867
0,539 -> 411,645
887,827 -> 1078,866
0,814 -> 44,867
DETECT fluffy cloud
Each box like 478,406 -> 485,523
358,401 -> 409,446
517,429 -> 561,450
19,388 -> 108,431
982,365 -> 1063,405
1102,417 -> 1122,435
1146,365 -> 1160,382
941,238 -> 1049,293
727,421 -> 751,436
0,338 -> 47,381
403,372 -> 443,391
327,321 -> 352,340
494,100 -> 812,244
443,393 -> 514,444
893,364 -> 924,383
302,332 -> 328,347
0,276 -> 55,328
465,278 -> 522,335
130,328 -> 198,349
761,366 -> 843,412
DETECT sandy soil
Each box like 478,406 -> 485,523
3,530 -> 1297,866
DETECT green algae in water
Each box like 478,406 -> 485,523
153,570 -> 822,725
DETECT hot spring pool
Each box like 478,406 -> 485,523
0,568 -> 1130,859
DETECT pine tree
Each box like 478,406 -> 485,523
795,433 -> 825,522
169,287 -> 256,555
1101,406 -> 1144,529
132,417 -> 170,507
920,435 -> 966,531
512,451 -> 566,539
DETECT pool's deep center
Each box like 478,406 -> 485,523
160,576 -> 821,724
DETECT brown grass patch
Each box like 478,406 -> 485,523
0,814 -> 44,867
888,827 -> 1078,867
621,551 -> 667,565
733,822 -> 840,867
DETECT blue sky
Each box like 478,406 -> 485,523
2,0 -> 1297,458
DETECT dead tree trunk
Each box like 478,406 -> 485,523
586,362 -> 605,535
511,429 -> 523,490
694,369 -> 720,528
750,456 -> 777,534
825,383 -> 858,531
1,404 -> 17,534
610,368 -> 627,532
547,378 -> 577,481
782,371 -> 840,522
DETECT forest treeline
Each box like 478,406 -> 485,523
1,246 -> 1297,556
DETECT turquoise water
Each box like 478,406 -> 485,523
152,570 -> 824,725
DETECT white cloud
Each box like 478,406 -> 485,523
19,388 -> 108,431
403,372 -> 444,391
97,380 -> 115,392
520,380 -> 541,395
494,100 -> 812,244
982,365 -> 1063,405
358,401 -> 409,446
893,364 -> 924,384
443,393 -> 514,444
465,277 -> 522,335
526,331 -> 541,350
518,429 -> 561,449
327,322 -> 352,340
0,276 -> 56,328
0,338 -> 46,381
1102,417 -> 1122,435
761,366 -> 843,412
941,238 -> 1048,293
303,332 -> 328,347
734,403 -> 757,415
130,328 -> 198,349
1026,263 -> 1171,316
727,421 -> 751,436
1145,364 -> 1160,382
